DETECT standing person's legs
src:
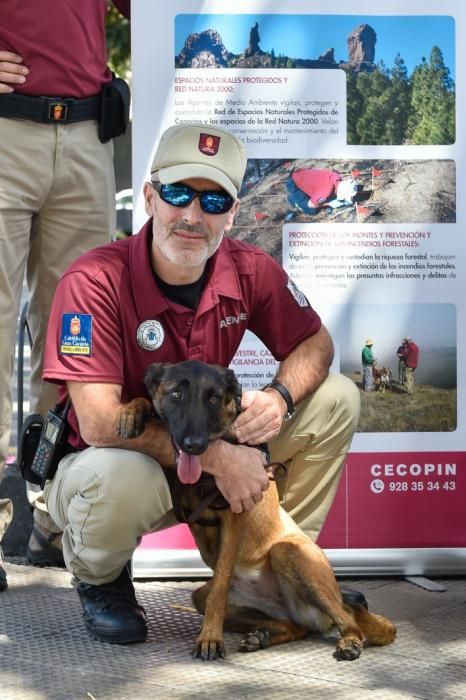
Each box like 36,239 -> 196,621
25,120 -> 115,561
268,372 -> 360,541
404,367 -> 414,394
27,120 -> 115,416
362,364 -> 373,391
0,117 -> 54,571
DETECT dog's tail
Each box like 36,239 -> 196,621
350,605 -> 397,646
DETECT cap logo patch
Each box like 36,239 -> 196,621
199,133 -> 220,156
137,320 -> 165,351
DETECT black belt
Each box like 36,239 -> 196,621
0,92 -> 101,124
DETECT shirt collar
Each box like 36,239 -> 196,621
129,219 -> 169,319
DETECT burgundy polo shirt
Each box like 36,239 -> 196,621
43,220 -> 321,449
1,1 -> 130,98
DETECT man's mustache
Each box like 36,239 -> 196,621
169,223 -> 208,236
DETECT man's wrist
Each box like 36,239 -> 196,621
262,381 -> 295,421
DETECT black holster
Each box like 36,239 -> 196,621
98,76 -> 130,143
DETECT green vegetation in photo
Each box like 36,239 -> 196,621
347,47 -> 455,145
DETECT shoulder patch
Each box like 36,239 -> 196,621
286,278 -> 309,308
60,313 -> 92,356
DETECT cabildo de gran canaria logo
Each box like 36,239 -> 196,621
60,313 -> 92,356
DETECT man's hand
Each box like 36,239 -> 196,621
232,389 -> 285,445
201,441 -> 269,514
0,52 -> 29,93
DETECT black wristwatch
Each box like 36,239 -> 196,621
262,381 -> 295,421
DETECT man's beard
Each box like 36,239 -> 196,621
156,222 -> 223,267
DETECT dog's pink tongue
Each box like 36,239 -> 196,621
177,450 -> 202,484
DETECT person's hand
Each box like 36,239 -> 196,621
201,440 -> 269,514
0,52 -> 29,93
233,389 -> 285,445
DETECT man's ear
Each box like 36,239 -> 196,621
143,181 -> 155,216
144,362 -> 169,395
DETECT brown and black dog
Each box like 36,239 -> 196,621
118,360 -> 396,661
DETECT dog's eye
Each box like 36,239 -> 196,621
209,394 -> 220,405
171,390 -> 183,400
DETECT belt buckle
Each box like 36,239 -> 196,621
46,98 -> 69,122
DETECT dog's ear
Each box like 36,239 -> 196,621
144,363 -> 169,395
224,368 -> 242,407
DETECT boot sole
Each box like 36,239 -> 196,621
84,621 -> 147,645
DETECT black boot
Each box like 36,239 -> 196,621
340,586 -> 368,610
77,566 -> 147,644
27,524 -> 65,568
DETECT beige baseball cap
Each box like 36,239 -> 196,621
151,123 -> 247,199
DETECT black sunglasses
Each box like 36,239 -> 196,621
152,181 -> 234,215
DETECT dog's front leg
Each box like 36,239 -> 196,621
193,511 -> 243,660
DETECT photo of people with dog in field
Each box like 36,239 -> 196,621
331,303 -> 456,432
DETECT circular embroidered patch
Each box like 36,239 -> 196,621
136,320 -> 165,351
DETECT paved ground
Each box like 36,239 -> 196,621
1,562 -> 466,700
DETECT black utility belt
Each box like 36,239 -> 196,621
0,92 -> 101,124
0,76 -> 130,143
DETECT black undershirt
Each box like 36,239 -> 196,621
153,263 -> 210,310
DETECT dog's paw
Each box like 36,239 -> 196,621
117,410 -> 142,440
238,629 -> 270,652
334,637 -> 363,661
117,399 -> 151,440
192,638 -> 226,661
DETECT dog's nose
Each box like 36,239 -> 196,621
182,436 -> 207,455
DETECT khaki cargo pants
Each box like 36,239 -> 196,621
44,373 -> 360,586
0,117 -> 115,540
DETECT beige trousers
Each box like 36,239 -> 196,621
404,367 -> 415,394
0,116 -> 115,540
44,373 -> 360,585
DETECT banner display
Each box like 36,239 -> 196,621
132,0 -> 466,577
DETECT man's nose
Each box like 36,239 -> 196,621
181,196 -> 204,223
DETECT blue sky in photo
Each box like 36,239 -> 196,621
175,14 -> 455,80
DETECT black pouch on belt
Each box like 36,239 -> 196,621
98,76 -> 130,143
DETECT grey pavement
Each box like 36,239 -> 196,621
1,563 -> 466,699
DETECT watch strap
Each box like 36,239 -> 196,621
262,381 -> 295,420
